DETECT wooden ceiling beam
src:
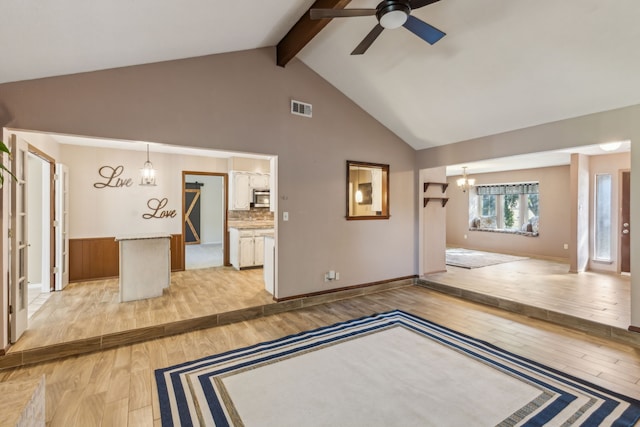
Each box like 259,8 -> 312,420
276,0 -> 352,67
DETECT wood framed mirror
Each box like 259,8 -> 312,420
346,160 -> 389,220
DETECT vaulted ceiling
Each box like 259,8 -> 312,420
2,0 -> 640,151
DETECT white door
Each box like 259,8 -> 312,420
10,137 -> 29,343
55,163 -> 69,290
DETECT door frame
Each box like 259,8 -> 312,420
181,171 -> 229,267
28,144 -> 56,292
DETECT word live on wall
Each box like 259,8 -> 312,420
93,165 -> 133,188
93,165 -> 176,219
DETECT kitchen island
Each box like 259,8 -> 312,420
115,233 -> 171,302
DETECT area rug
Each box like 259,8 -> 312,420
155,310 -> 640,426
446,248 -> 528,269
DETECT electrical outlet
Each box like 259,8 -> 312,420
283,212 -> 289,221
324,270 -> 337,282
563,243 -> 569,250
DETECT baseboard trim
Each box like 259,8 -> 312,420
629,325 -> 640,334
275,275 -> 418,302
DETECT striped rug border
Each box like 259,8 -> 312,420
155,310 -> 640,426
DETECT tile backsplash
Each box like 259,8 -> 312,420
228,208 -> 274,222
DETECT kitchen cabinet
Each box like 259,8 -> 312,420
229,171 -> 270,211
250,173 -> 269,189
229,228 -> 274,269
230,172 -> 251,210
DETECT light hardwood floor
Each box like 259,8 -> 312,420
423,257 -> 631,328
11,267 -> 273,352
1,285 -> 639,426
7,257 -> 633,361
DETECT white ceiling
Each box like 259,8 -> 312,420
2,0 -> 637,170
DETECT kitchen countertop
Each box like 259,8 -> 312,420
228,220 -> 275,230
115,233 -> 171,241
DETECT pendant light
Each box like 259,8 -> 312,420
139,144 -> 157,186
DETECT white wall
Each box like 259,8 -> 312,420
60,144 -> 230,238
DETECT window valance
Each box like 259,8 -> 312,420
476,182 -> 539,195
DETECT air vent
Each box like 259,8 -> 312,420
291,100 -> 312,118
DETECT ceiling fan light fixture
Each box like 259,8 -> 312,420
380,10 -> 408,29
377,1 -> 410,29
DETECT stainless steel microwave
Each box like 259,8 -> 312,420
253,189 -> 270,208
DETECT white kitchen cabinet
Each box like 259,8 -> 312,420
239,235 -> 255,267
229,171 -> 271,211
229,228 -> 274,269
250,173 -> 270,189
230,172 -> 251,210
254,233 -> 265,265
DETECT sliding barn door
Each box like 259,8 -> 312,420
10,136 -> 29,343
184,182 -> 203,244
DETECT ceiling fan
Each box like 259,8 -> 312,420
310,0 -> 446,55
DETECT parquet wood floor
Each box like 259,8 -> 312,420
1,286 -> 639,426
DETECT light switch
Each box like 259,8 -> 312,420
283,212 -> 289,221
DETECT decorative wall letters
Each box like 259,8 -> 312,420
93,165 -> 134,188
143,198 -> 177,219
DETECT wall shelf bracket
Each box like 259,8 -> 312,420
423,182 -> 449,193
423,197 -> 449,207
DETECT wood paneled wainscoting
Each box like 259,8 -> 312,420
69,234 -> 184,282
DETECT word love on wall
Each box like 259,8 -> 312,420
93,165 -> 134,189
143,198 -> 177,219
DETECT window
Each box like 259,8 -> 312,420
480,195 -> 496,217
594,174 -> 612,261
471,182 -> 539,235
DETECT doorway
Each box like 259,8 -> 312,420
183,172 -> 228,269
26,148 -> 55,320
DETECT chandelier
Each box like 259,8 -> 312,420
456,167 -> 475,193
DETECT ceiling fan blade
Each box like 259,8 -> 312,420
402,15 -> 446,45
310,8 -> 376,19
409,0 -> 441,10
351,24 -> 385,55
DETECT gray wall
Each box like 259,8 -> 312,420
416,104 -> 640,326
0,47 -> 417,299
446,166 -> 571,260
